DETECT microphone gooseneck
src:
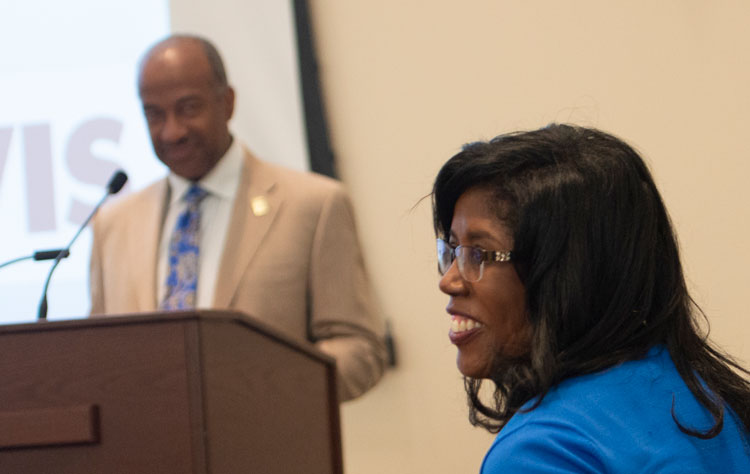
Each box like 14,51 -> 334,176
37,170 -> 128,320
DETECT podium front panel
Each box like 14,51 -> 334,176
0,319 -> 196,473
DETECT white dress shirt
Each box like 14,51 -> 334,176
156,139 -> 243,308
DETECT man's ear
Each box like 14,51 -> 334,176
223,86 -> 236,120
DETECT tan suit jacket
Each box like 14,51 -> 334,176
89,149 -> 386,401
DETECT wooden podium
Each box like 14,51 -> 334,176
0,311 -> 342,473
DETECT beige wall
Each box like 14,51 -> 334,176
308,1 -> 750,472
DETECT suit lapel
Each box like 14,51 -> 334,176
131,179 -> 168,311
213,149 -> 281,308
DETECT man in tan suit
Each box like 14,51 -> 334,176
89,34 -> 386,401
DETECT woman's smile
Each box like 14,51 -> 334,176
448,313 -> 485,344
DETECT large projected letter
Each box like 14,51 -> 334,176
66,117 -> 125,225
23,123 -> 57,233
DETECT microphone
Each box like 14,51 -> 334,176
0,249 -> 70,271
34,249 -> 71,261
107,170 -> 128,194
37,170 -> 128,320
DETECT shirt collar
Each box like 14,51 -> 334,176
166,137 -> 244,204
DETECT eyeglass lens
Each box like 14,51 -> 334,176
437,240 -> 484,282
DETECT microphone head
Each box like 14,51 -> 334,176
107,170 -> 128,194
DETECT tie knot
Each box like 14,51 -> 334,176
183,185 -> 208,206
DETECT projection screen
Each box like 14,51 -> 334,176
0,0 -> 318,322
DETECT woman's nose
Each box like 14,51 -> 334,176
439,259 -> 467,296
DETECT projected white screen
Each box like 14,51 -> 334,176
0,1 -> 310,323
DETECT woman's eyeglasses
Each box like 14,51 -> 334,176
437,239 -> 512,282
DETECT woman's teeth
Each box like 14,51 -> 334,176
451,315 -> 483,333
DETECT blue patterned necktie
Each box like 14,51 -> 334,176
160,185 -> 208,310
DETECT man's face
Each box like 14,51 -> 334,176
138,41 -> 234,180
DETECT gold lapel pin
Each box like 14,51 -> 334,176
251,196 -> 270,217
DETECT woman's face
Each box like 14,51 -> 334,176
439,187 -> 530,378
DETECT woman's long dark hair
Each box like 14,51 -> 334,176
432,124 -> 750,436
